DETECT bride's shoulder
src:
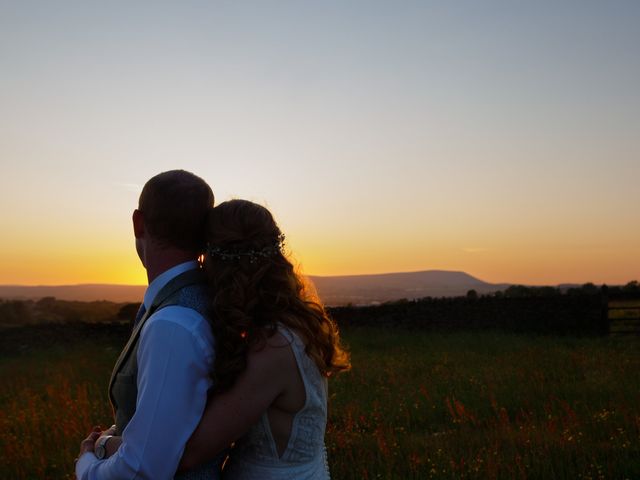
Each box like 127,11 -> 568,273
245,327 -> 298,375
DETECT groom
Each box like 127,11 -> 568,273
76,170 -> 222,479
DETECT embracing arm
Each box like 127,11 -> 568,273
180,342 -> 287,471
76,310 -> 213,480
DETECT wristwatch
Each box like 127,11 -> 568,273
95,435 -> 113,460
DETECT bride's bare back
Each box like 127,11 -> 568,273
181,326 -> 329,479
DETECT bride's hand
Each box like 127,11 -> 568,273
78,426 -> 102,457
98,424 -> 117,439
92,425 -> 116,451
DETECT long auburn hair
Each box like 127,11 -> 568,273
204,199 -> 350,392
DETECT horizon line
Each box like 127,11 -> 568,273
0,268 -> 636,289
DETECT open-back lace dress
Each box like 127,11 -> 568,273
222,326 -> 330,480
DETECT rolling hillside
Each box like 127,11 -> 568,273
0,270 -> 507,306
308,270 -> 507,305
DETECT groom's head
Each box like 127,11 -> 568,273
133,170 -> 214,260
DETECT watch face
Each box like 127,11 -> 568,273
95,444 -> 105,460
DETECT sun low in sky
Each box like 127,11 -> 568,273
1,1 -> 639,287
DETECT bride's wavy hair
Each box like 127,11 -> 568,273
204,199 -> 350,392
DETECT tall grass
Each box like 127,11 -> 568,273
327,328 -> 640,479
1,326 -> 638,479
0,342 -> 118,479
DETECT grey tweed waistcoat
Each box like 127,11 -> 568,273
108,268 -> 222,479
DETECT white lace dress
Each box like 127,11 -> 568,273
222,326 -> 330,480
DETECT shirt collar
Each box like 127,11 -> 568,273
143,260 -> 199,309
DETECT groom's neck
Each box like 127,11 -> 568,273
145,248 -> 198,284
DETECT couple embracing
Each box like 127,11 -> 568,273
75,170 -> 350,479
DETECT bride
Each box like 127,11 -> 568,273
179,199 -> 350,478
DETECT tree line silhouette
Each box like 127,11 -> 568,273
330,282 -> 640,335
1,282 -> 638,334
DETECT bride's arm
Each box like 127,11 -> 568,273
179,341 -> 288,471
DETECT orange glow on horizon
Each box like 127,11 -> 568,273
0,225 -> 638,287
1,2 -> 639,290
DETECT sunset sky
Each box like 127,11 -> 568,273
1,1 -> 639,286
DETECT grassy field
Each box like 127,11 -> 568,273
1,325 -> 638,479
327,328 -> 639,479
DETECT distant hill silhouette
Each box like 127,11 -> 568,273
0,270 -> 507,306
308,270 -> 508,305
0,284 -> 146,303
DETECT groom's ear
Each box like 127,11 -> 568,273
132,209 -> 145,238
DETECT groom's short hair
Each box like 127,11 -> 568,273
138,170 -> 214,252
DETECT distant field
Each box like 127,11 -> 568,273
609,299 -> 640,316
1,325 -> 639,479
608,300 -> 640,335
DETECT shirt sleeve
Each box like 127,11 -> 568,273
76,307 -> 213,480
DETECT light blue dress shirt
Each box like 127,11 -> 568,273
76,261 -> 215,480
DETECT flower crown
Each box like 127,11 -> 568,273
207,233 -> 285,263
